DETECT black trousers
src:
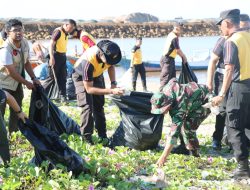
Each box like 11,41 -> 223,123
72,72 -> 107,138
1,84 -> 23,133
159,56 -> 176,91
0,112 -> 10,164
132,64 -> 146,87
226,80 -> 250,161
212,72 -> 226,142
47,53 -> 67,97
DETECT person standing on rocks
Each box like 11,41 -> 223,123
72,40 -> 124,144
45,19 -> 76,103
212,9 -> 250,179
0,19 -> 40,133
159,23 -> 187,91
130,37 -> 147,91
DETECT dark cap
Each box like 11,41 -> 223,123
216,9 -> 240,25
136,37 -> 142,40
97,40 -> 122,65
240,14 -> 250,22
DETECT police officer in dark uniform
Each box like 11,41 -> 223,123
72,40 -> 123,144
212,9 -> 250,179
207,36 -> 227,150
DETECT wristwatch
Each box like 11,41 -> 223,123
111,81 -> 117,85
218,91 -> 226,98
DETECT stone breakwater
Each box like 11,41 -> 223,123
0,21 -> 220,40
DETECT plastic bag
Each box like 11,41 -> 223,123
18,120 -> 88,176
110,91 -> 164,150
42,66 -> 60,100
117,68 -> 133,90
178,62 -> 198,84
29,86 -> 81,135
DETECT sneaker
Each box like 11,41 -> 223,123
212,140 -> 222,150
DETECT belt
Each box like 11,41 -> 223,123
216,68 -> 225,75
54,51 -> 66,56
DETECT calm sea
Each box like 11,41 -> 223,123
37,36 -> 221,86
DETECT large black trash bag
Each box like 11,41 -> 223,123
178,62 -> 198,84
29,86 -> 81,135
18,120 -> 88,175
42,66 -> 60,100
110,92 -> 164,150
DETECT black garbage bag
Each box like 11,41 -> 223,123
42,66 -> 60,100
178,62 -> 198,84
110,91 -> 164,150
29,86 -> 81,135
66,76 -> 76,100
18,120 -> 88,176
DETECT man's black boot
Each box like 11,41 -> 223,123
132,81 -> 136,91
142,81 -> 147,92
233,159 -> 250,180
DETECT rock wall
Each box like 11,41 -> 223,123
0,21 -> 220,40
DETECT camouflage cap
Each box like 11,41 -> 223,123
151,92 -> 173,114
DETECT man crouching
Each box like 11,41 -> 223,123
151,78 -> 210,166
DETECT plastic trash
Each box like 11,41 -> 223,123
18,119 -> 88,176
117,68 -> 133,90
110,91 -> 164,150
178,62 -> 198,84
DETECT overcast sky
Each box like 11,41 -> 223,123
2,0 -> 249,20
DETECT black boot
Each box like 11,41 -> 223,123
132,81 -> 136,91
142,81 -> 147,92
233,159 -> 250,179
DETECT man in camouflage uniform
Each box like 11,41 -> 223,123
151,78 -> 210,166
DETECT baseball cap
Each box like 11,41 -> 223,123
97,40 -> 122,65
216,9 -> 240,25
240,14 -> 250,22
151,92 -> 173,114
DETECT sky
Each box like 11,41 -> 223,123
1,0 -> 250,21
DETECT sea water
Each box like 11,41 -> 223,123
35,36 -> 220,85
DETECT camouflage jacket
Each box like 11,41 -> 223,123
163,78 -> 210,126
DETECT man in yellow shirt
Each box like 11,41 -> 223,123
45,19 -> 76,102
160,23 -> 187,91
130,37 -> 147,91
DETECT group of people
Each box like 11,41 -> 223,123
0,8 -> 250,180
152,9 -> 250,179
